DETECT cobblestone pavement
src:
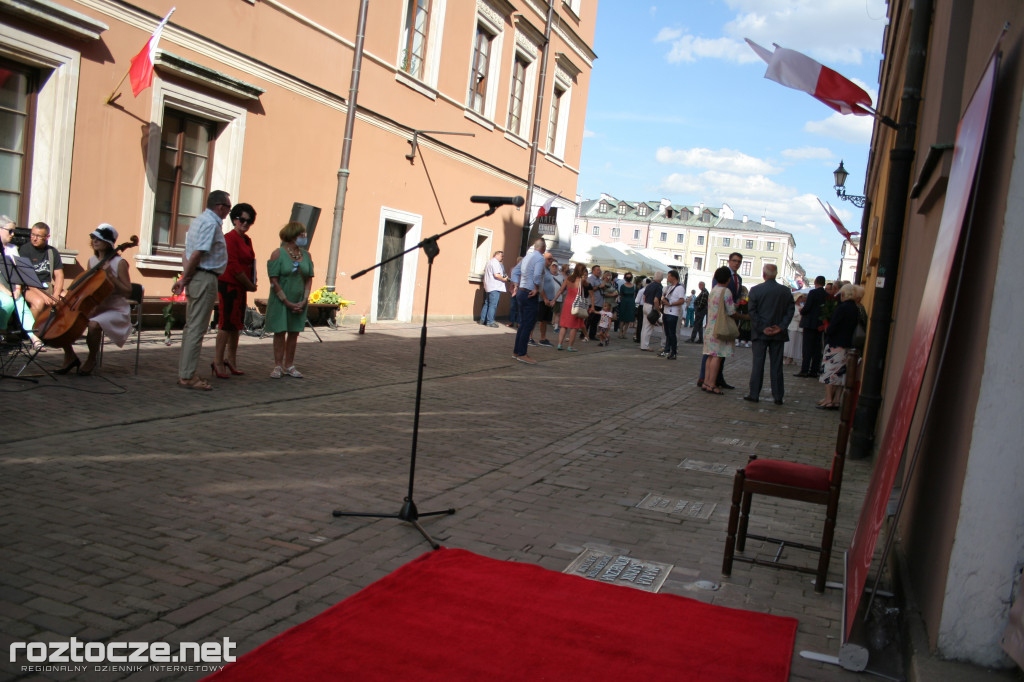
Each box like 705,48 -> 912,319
0,321 -> 948,680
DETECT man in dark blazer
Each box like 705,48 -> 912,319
796,275 -> 828,377
744,264 -> 796,404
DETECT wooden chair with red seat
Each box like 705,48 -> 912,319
721,350 -> 861,592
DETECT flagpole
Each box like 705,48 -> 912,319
106,68 -> 132,104
862,104 -> 899,130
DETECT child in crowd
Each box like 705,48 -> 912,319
597,301 -> 614,346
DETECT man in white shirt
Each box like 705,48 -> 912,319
479,250 -> 509,328
512,239 -> 546,364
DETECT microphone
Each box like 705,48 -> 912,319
470,195 -> 525,208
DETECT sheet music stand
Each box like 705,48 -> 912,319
0,254 -> 53,382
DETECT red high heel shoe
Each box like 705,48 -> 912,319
224,360 -> 244,375
211,362 -> 230,379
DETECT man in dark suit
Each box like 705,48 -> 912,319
744,264 -> 796,404
796,275 -> 828,377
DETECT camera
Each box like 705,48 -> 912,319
11,227 -> 30,248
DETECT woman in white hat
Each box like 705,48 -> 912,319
54,224 -> 133,375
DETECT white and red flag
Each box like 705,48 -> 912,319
818,198 -> 860,248
129,7 -> 175,97
536,195 -> 555,220
746,39 -> 873,116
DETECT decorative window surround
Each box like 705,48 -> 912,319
0,0 -> 108,40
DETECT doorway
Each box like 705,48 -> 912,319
376,220 -> 407,320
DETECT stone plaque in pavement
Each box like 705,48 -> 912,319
711,435 -> 760,450
677,458 -> 735,476
564,549 -> 672,593
635,493 -> 717,520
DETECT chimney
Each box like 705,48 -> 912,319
742,215 -> 748,223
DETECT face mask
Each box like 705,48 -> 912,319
296,236 -> 308,247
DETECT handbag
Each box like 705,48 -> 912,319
712,290 -> 739,342
646,307 -> 661,325
570,284 -> 589,319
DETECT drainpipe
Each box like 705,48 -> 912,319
325,0 -> 369,292
849,0 -> 932,460
520,0 -> 555,257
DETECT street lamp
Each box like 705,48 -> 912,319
833,160 -> 867,208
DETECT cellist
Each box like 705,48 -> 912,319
54,224 -> 132,375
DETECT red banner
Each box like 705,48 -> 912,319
844,52 -> 998,639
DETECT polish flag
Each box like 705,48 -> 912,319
746,39 -> 873,116
536,195 -> 555,219
818,198 -> 860,244
129,8 -> 175,97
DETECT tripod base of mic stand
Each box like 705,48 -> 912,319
333,498 -> 455,550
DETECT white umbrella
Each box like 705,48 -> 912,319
605,243 -> 678,277
568,234 -> 645,272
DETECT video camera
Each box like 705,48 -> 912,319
10,227 -> 31,248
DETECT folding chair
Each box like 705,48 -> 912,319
721,350 -> 861,592
97,283 -> 144,374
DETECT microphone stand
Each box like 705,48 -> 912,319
333,200 -> 511,549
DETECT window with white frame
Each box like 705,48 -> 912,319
597,202 -> 608,213
467,24 -> 495,115
138,80 -> 246,268
766,241 -> 775,251
573,224 -> 579,233
397,0 -> 446,93
741,261 -> 751,276
637,204 -> 648,216
616,204 -> 626,215
545,84 -> 564,153
633,228 -> 640,240
676,233 -> 684,243
592,225 -> 599,236
659,232 -> 667,242
469,226 -> 492,278
611,227 -> 620,238
697,234 -> 704,245
507,54 -> 528,135
722,237 -> 731,247
0,26 -> 83,247
745,239 -> 754,249
693,256 -> 703,270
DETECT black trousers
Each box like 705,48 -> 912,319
586,311 -> 600,340
801,327 -> 823,375
690,309 -> 706,342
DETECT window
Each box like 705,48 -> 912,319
722,237 -> 731,247
545,84 -> 564,153
745,239 -> 754,249
633,229 -> 640,240
597,202 -> 608,213
637,205 -> 648,217
741,261 -> 751,276
592,226 -> 600,236
470,227 -> 492,278
152,110 -> 217,251
467,24 -> 494,114
766,241 -> 775,251
693,256 -> 703,270
0,59 -> 35,223
611,227 -> 620,238
697,235 -> 704,246
676,233 -> 684,243
401,0 -> 431,80
679,208 -> 691,220
507,55 -> 527,135
573,224 -> 579,233
616,204 -> 626,215
659,232 -> 667,242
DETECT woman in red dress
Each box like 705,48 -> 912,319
212,203 -> 258,378
554,263 -> 588,351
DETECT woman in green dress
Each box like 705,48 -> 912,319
266,221 -> 313,378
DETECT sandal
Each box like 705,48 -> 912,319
285,365 -> 304,378
566,347 -> 578,352
177,376 -> 213,391
270,366 -> 283,378
707,387 -> 724,395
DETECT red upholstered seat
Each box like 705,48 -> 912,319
745,459 -> 830,492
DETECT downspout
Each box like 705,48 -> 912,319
849,0 -> 932,459
325,0 -> 369,291
520,0 -> 555,257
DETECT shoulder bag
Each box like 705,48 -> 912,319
713,290 -> 739,342
570,282 -> 589,319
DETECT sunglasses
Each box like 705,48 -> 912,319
235,217 -> 253,225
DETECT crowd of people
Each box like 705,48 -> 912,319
484,241 -> 866,407
1,190 -> 317,389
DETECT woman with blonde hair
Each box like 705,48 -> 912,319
266,221 -> 313,378
817,283 -> 859,409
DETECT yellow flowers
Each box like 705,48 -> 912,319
308,286 -> 352,307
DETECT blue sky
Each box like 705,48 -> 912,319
577,0 -> 889,278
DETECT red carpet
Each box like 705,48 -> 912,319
207,548 -> 797,681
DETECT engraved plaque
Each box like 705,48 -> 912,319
636,493 -> 717,520
711,436 -> 760,450
677,458 -> 735,476
564,549 -> 672,593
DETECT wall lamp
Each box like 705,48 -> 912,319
833,160 -> 867,208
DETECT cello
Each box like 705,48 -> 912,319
36,235 -> 139,348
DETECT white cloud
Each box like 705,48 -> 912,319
583,129 -> 597,138
662,34 -> 760,64
804,112 -> 874,144
654,27 -> 682,42
655,147 -> 780,175
781,146 -> 834,160
650,6 -> 658,17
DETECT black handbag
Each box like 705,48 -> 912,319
646,307 -> 661,325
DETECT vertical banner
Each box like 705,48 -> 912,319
844,52 -> 999,639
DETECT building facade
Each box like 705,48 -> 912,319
0,0 -> 595,323
855,0 -> 1024,669
576,196 -> 797,288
